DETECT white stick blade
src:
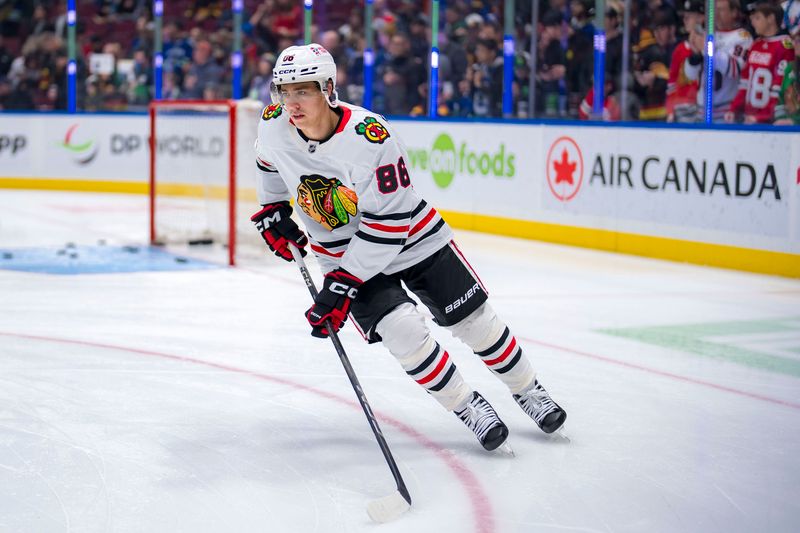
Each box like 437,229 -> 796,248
366,491 -> 411,523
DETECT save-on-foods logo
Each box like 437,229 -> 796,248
58,124 -> 99,165
406,133 -> 516,189
546,136 -> 584,201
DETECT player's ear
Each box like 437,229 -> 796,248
325,79 -> 335,103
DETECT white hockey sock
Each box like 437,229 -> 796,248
448,302 -> 536,395
376,303 -> 472,411
474,325 -> 535,394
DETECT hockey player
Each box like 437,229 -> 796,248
251,44 -> 566,452
684,0 -> 753,121
726,1 -> 795,123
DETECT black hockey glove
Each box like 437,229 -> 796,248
305,268 -> 363,338
250,201 -> 308,262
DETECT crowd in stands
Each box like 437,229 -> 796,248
0,0 -> 798,124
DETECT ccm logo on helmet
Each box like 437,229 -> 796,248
445,283 -> 482,314
329,282 -> 358,299
277,68 -> 295,74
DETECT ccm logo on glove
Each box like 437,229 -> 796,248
251,201 -> 308,262
329,281 -> 359,299
305,269 -> 363,338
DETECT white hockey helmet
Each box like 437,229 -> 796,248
270,43 -> 339,107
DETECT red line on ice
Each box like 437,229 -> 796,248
521,336 -> 800,411
0,331 -> 496,533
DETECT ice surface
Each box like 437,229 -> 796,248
1,190 -> 798,533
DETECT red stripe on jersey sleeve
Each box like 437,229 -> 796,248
409,208 -> 437,236
310,244 -> 344,257
363,221 -> 410,233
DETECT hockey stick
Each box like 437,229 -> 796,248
289,245 -> 411,523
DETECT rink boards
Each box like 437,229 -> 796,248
0,112 -> 798,277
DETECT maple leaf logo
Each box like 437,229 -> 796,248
553,149 -> 576,185
545,136 -> 584,202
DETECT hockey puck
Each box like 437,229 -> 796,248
2,252 -> 12,259
188,238 -> 214,246
56,249 -> 67,256
123,245 -> 140,253
175,257 -> 189,263
65,242 -> 76,248
69,253 -> 78,259
98,239 -> 107,246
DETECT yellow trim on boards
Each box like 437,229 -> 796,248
439,210 -> 800,279
1,178 -> 797,278
0,177 -> 147,195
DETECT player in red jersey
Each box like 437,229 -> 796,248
666,0 -> 706,122
726,1 -> 795,123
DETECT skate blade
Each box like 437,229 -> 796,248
495,440 -> 515,457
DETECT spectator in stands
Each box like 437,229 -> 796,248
566,1 -> 594,116
470,37 -> 503,117
605,2 -> 626,81
247,52 -> 274,104
0,35 -> 13,78
129,47 -> 151,106
727,1 -> 794,123
162,21 -> 192,80
407,13 -> 430,62
0,76 -> 34,110
633,9 -> 674,120
774,5 -> 800,124
30,4 -> 56,37
684,0 -> 752,121
184,38 -> 223,100
378,32 -> 425,115
537,10 -> 567,117
666,0 -> 705,122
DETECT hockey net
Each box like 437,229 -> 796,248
149,99 -> 265,265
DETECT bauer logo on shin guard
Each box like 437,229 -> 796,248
445,283 -> 482,314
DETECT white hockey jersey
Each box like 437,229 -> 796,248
684,28 -> 753,119
254,101 -> 453,281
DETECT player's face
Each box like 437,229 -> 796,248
278,82 -> 327,126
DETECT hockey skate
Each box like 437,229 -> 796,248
455,391 -> 510,451
514,380 -> 567,434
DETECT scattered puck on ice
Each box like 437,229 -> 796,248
2,252 -> 12,259
122,245 -> 140,253
188,238 -> 214,246
69,253 -> 78,259
98,239 -> 107,246
56,249 -> 67,256
65,242 -> 76,248
175,257 -> 189,263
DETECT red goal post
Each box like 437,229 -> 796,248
148,99 -> 264,265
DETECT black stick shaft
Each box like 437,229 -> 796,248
290,246 -> 411,505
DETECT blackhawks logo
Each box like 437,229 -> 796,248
262,103 -> 282,121
355,117 -> 390,144
296,175 -> 358,231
